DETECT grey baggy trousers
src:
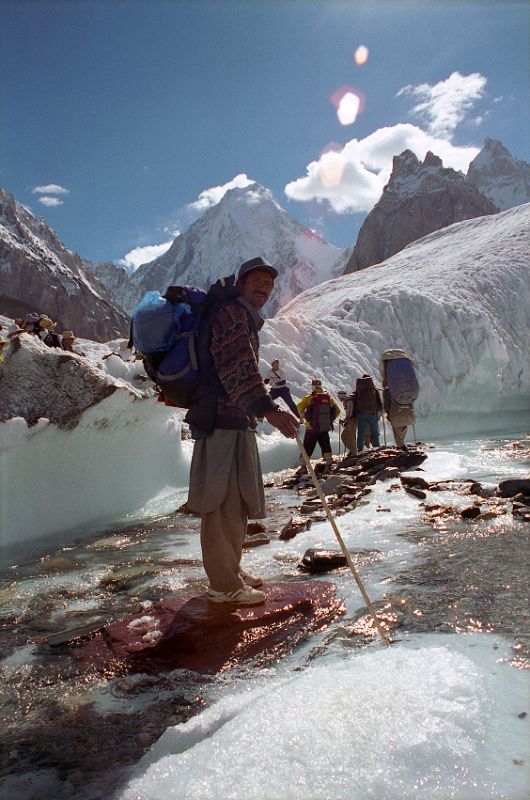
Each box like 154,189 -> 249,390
187,428 -> 265,593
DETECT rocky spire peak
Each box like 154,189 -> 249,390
390,150 -> 420,180
423,151 -> 443,168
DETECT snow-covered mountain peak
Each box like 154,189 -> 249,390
223,181 -> 278,208
131,182 -> 351,316
389,149 -> 421,181
472,138 -> 515,169
467,138 -> 530,210
387,150 -> 466,200
0,186 -> 128,340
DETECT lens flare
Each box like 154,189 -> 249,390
319,151 -> 345,188
337,92 -> 360,125
354,45 -> 369,66
330,85 -> 365,126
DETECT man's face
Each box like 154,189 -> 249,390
239,269 -> 274,309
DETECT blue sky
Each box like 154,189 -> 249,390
1,0 -> 528,269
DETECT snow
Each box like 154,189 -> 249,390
130,183 -> 350,316
260,204 -> 530,432
467,139 -> 530,211
0,400 -> 186,559
117,634 -> 529,800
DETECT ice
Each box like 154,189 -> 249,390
260,204 -> 530,434
117,634 -> 529,800
0,400 -> 189,559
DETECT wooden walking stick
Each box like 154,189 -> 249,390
377,387 -> 387,447
296,433 -> 391,647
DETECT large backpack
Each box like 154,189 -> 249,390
304,392 -> 337,432
380,349 -> 419,405
355,376 -> 379,414
130,276 -> 240,411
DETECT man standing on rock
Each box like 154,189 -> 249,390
187,257 -> 299,606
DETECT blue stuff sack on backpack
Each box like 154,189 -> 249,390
131,285 -> 209,408
131,277 -> 241,414
385,357 -> 419,404
130,291 -> 184,354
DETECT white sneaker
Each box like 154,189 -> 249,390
240,569 -> 263,588
207,587 -> 266,606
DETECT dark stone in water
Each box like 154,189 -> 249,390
242,532 -> 271,548
377,466 -> 401,481
404,486 -> 427,500
498,479 -> 530,498
176,502 -> 200,517
246,521 -> 267,535
45,619 -> 109,647
299,548 -> 347,573
74,582 -> 344,675
401,475 -> 430,491
460,505 -> 481,519
279,516 -> 312,540
512,504 -> 530,521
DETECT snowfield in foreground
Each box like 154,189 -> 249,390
117,633 -> 529,800
261,204 -> 530,432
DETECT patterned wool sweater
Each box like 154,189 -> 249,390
210,298 -> 276,429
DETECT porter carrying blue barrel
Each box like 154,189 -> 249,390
379,349 -> 419,404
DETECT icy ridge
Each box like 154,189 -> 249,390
261,204 -> 530,422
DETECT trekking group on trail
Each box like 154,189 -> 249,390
1,314 -> 84,353
131,256 -> 419,608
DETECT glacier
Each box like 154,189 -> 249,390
260,204 -> 530,434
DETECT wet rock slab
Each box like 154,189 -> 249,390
299,548 -> 347,572
498,478 -> 530,498
75,581 -> 344,675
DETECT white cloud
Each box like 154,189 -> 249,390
32,184 -> 69,195
119,241 -> 173,272
397,71 -> 487,137
285,123 -> 480,214
38,196 -> 64,207
187,173 -> 254,213
163,224 -> 181,238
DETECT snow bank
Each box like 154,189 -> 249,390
260,204 -> 530,434
0,397 -> 188,556
118,634 -> 529,800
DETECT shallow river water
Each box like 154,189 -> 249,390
1,431 -> 529,800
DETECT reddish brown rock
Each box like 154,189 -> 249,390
279,516 -> 312,540
74,581 -> 344,674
